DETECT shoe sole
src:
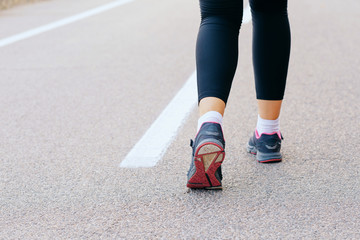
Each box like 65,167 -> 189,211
187,142 -> 225,190
246,144 -> 282,163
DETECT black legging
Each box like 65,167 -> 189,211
196,0 -> 291,104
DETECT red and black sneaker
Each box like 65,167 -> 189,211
186,122 -> 225,190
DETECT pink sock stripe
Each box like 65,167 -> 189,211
255,129 -> 282,139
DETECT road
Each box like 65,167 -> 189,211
1,0 -> 359,238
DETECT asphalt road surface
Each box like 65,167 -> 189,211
1,0 -> 360,239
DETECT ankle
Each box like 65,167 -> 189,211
256,115 -> 280,135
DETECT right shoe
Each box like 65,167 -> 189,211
246,129 -> 283,163
186,122 -> 225,190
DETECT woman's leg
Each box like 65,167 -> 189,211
250,0 -> 291,121
187,0 -> 243,189
197,0 -> 243,121
247,0 -> 291,163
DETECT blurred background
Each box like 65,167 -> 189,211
0,0 -> 46,10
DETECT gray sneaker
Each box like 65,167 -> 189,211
247,130 -> 283,163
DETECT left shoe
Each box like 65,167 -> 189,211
186,122 -> 225,190
247,129 -> 283,163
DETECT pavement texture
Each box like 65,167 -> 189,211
0,0 -> 359,239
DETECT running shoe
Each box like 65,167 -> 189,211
187,122 -> 225,190
247,130 -> 283,163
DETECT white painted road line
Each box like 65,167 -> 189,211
0,0 -> 134,48
120,72 -> 197,168
120,5 -> 252,168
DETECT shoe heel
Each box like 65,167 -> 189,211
256,151 -> 282,163
198,144 -> 223,172
196,143 -> 224,187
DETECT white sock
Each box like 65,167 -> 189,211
197,111 -> 223,132
256,115 -> 280,135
